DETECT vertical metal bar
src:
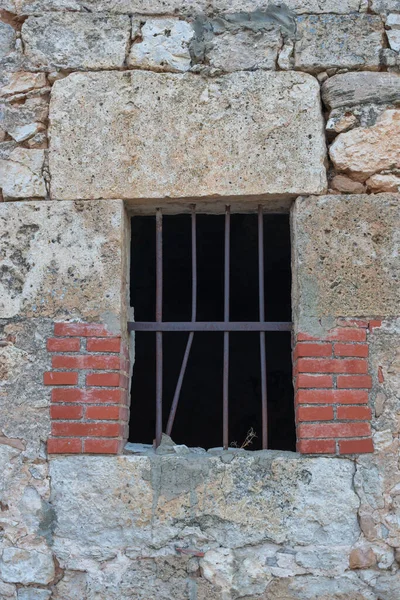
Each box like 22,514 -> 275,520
223,206 -> 230,450
155,208 -> 163,447
258,205 -> 268,450
166,205 -> 197,436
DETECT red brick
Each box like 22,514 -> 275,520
47,438 -> 82,454
298,422 -> 371,439
337,319 -> 369,329
327,328 -> 367,342
378,366 -> 384,384
297,358 -> 367,374
368,320 -> 382,332
87,338 -> 121,353
295,374 -> 333,389
297,333 -> 319,341
44,372 -> 78,386
86,406 -> 120,420
294,343 -> 332,360
297,406 -> 334,422
83,438 -> 123,454
52,422 -> 121,437
334,343 -> 368,358
337,406 -> 372,420
337,375 -> 372,389
54,323 -> 113,337
52,388 -> 124,404
50,405 -> 83,420
47,338 -> 80,352
86,373 -> 120,387
339,438 -> 374,454
296,389 -> 369,405
52,355 -> 120,370
297,439 -> 336,454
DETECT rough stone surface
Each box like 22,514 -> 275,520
330,174 -> 366,193
371,0 -> 400,13
0,200 -> 126,322
330,110 -> 400,181
0,21 -> 16,60
388,29 -> 400,52
0,96 -> 48,144
322,72 -> 400,110
18,589 -> 52,600
295,14 -> 384,73
292,195 -> 400,330
0,548 -> 54,584
0,72 -> 47,99
0,148 -> 46,200
366,172 -> 400,192
49,71 -> 327,201
22,14 -> 130,71
128,18 -> 193,73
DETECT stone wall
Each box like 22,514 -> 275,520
0,0 -> 400,599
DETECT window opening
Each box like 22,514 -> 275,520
129,206 -> 294,451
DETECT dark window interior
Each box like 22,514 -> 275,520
129,213 -> 295,451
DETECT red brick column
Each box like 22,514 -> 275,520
45,323 -> 130,454
294,320 -> 381,455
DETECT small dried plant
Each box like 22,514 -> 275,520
230,427 -> 257,449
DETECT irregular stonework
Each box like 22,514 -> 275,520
322,72 -> 400,110
49,71 -> 327,201
1,96 -> 48,144
366,172 -> 400,192
292,195 -> 400,330
0,21 -> 16,60
330,110 -> 400,181
294,14 -> 384,73
371,0 -> 400,13
213,0 -> 362,12
0,548 -> 54,585
0,200 -> 127,321
0,72 -> 47,99
128,18 -> 193,73
0,148 -> 46,199
388,29 -> 400,52
22,14 -> 130,71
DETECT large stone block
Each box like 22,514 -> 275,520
371,0 -> 400,13
0,200 -> 127,322
292,195 -> 400,332
295,14 -> 384,73
49,71 -> 327,201
212,0 -> 362,12
322,72 -> 400,110
22,14 -> 130,71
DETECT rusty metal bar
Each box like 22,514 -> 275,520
258,205 -> 268,450
155,208 -> 163,448
129,322 -> 291,332
166,205 -> 197,436
223,205 -> 230,450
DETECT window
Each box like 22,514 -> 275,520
129,206 -> 295,451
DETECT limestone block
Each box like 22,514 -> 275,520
387,13 -> 400,28
22,14 -> 130,71
388,29 -> 400,51
212,0 -> 362,13
0,148 -> 46,199
0,548 -> 54,585
0,72 -> 47,99
0,200 -> 127,322
49,71 -> 327,201
50,455 -> 359,564
367,173 -> 400,192
330,175 -> 366,194
265,573 -> 376,599
18,0 -> 207,14
205,29 -> 281,72
322,72 -> 400,110
18,590 -> 51,600
1,96 -> 48,143
330,109 -> 400,181
371,0 -> 400,14
0,21 -> 16,59
295,14 -> 384,73
292,195 -> 400,329
128,18 -> 193,73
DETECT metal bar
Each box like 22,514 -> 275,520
166,205 -> 197,436
128,322 -> 292,332
223,205 -> 230,450
258,205 -> 268,450
155,209 -> 163,448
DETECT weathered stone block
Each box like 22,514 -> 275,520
18,0 -> 207,14
292,195 -> 400,331
322,72 -> 400,110
22,14 -> 130,71
371,0 -> 400,13
213,0 -> 362,13
0,200 -> 126,322
205,29 -> 281,72
0,21 -> 16,60
330,109 -> 400,181
0,148 -> 46,200
49,71 -> 327,201
0,72 -> 47,99
128,18 -> 193,73
0,548 -> 54,585
295,14 -> 384,73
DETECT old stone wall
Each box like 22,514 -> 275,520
0,0 -> 400,598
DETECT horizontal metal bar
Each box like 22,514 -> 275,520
128,322 -> 292,332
